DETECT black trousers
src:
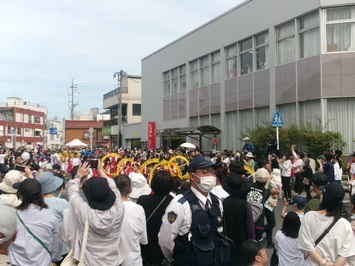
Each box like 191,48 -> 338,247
281,176 -> 291,199
264,208 -> 275,245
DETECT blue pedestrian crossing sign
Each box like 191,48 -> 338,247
271,110 -> 284,128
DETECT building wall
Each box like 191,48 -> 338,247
46,120 -> 63,149
102,75 -> 142,147
141,0 -> 355,153
65,120 -> 106,147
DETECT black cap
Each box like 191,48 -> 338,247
312,172 -> 328,188
322,183 -> 345,203
13,178 -> 42,200
188,155 -> 217,173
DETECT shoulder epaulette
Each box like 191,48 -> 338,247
178,196 -> 187,204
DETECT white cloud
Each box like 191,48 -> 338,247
0,0 -> 243,119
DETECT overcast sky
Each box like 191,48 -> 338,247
0,0 -> 244,120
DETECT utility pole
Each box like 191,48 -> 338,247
114,70 -> 124,149
71,79 -> 74,120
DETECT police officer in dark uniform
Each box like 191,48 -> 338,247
158,155 -> 232,265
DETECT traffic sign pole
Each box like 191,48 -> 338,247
276,127 -> 279,150
271,110 -> 284,151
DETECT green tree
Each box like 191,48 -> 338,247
241,123 -> 346,158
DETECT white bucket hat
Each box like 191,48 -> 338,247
0,170 -> 25,194
129,172 -> 151,199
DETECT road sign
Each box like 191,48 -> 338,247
271,110 -> 284,128
49,128 -> 57,135
212,138 -> 218,145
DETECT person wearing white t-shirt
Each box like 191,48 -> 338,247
281,196 -> 305,221
299,183 -> 355,266
275,212 -> 303,266
114,174 -> 148,266
71,152 -> 81,167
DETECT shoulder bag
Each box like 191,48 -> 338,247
270,247 -> 279,266
16,211 -> 52,258
61,219 -> 89,266
304,216 -> 340,260
146,195 -> 167,223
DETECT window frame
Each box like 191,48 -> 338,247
225,43 -> 238,78
240,37 -> 253,75
255,31 -> 269,70
132,103 -> 141,116
277,20 -> 296,65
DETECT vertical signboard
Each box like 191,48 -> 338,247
148,122 -> 156,150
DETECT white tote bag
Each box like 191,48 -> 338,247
61,219 -> 89,266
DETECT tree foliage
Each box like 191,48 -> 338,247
241,122 -> 346,158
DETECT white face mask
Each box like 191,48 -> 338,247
194,175 -> 216,193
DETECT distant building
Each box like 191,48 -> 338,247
141,0 -> 355,153
64,120 -> 108,149
63,108 -> 110,148
103,74 -> 141,148
0,97 -> 47,149
45,118 -> 63,149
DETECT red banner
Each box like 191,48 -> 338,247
148,122 -> 156,150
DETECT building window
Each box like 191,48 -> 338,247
171,68 -> 178,94
256,32 -> 269,70
132,104 -> 141,116
211,51 -> 220,83
326,6 -> 355,52
190,60 -> 198,89
179,65 -> 186,92
226,44 -> 238,78
34,130 -> 41,137
200,56 -> 209,86
34,116 -> 41,124
163,72 -> 170,96
83,132 -> 89,140
240,38 -> 253,75
277,21 -> 295,64
299,12 -> 320,58
28,115 -> 31,123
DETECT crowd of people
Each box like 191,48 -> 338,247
1,140 -> 355,266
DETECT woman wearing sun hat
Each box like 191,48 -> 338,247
0,170 -> 26,207
37,171 -> 69,264
66,161 -> 125,265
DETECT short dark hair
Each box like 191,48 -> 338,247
281,211 -> 301,238
229,160 -> 245,174
114,174 -> 131,197
52,164 -> 61,171
324,152 -> 333,161
257,158 -> 270,168
151,170 -> 173,196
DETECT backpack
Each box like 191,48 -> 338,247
250,202 -> 264,222
247,188 -> 265,222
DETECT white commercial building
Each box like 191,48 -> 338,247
103,74 -> 142,148
141,0 -> 355,154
